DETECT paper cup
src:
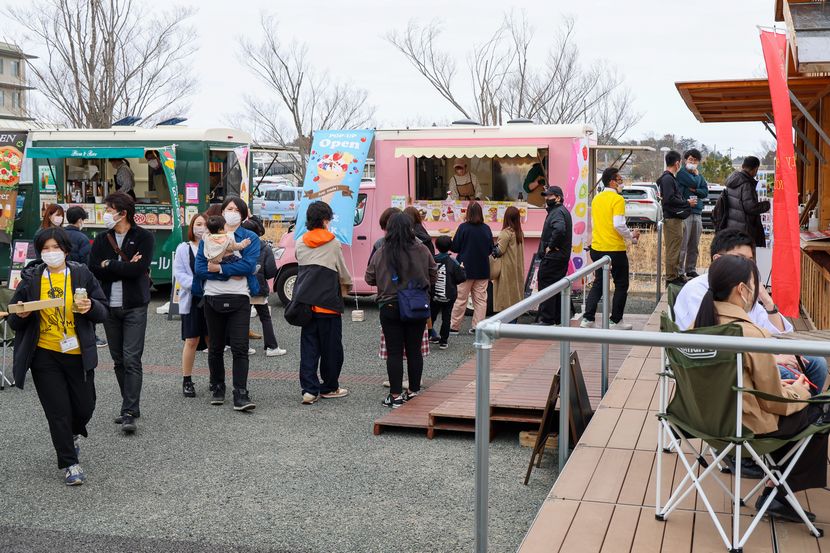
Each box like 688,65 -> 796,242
351,310 -> 365,322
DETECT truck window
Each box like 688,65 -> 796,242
264,189 -> 295,201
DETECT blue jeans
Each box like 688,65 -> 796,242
778,355 -> 828,397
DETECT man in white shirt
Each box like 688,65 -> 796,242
674,228 -> 827,394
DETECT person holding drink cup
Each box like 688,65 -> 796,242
8,227 -> 109,486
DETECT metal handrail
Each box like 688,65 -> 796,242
472,318 -> 830,552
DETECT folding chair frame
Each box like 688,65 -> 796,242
656,351 -> 825,553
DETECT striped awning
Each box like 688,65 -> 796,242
394,145 -> 543,159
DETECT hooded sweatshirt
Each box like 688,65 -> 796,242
294,228 -> 353,314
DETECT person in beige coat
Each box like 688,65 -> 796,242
492,206 -> 525,313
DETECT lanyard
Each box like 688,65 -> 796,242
46,268 -> 69,335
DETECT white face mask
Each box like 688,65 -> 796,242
51,216 -> 63,226
193,226 -> 207,239
739,283 -> 754,312
41,251 -> 65,268
686,163 -> 698,171
103,212 -> 122,230
148,159 -> 160,169
223,210 -> 241,227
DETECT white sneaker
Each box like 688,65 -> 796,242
610,321 -> 633,330
266,347 -> 287,357
580,319 -> 595,328
248,347 -> 256,355
250,306 -> 257,318
302,392 -> 319,405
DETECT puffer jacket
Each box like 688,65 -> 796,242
723,170 -> 770,247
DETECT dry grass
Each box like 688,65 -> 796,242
626,229 -> 714,292
263,221 -> 291,244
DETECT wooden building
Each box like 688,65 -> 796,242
676,0 -> 830,329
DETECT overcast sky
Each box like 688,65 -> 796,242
3,0 -> 779,156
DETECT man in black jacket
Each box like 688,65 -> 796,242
723,156 -> 770,247
89,192 -> 154,434
535,186 -> 573,325
658,151 -> 698,286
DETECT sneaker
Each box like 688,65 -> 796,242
468,328 -> 476,335
182,380 -> 196,398
686,271 -> 700,278
580,318 -> 595,328
233,389 -> 256,412
449,329 -> 460,336
121,415 -> 137,434
428,330 -> 440,343
610,321 -> 633,330
302,392 -> 319,405
265,347 -> 287,357
248,330 -> 262,340
383,394 -> 404,409
382,380 -> 410,389
402,389 -> 420,401
439,342 -> 448,350
321,387 -> 349,399
73,435 -> 81,458
210,384 -> 226,406
248,347 -> 256,355
95,336 -> 107,348
113,413 -> 140,424
667,276 -> 688,287
64,464 -> 86,486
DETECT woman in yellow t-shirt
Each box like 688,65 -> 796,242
8,227 -> 108,486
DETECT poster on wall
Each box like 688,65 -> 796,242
8,239 -> 36,289
565,138 -> 590,276
0,131 -> 28,242
295,130 -> 375,245
38,165 -> 56,193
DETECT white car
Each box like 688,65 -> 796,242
621,184 -> 662,226
702,184 -> 725,229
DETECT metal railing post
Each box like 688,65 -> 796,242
474,324 -> 494,553
558,284 -> 572,472
601,258 -> 610,397
656,221 -> 663,303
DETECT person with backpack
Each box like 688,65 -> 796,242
366,212 -> 437,408
658,150 -> 698,287
242,216 -> 286,357
430,235 -> 466,349
721,156 -> 770,247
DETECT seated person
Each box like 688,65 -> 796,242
203,215 -> 251,263
692,254 -> 826,522
674,228 -> 827,396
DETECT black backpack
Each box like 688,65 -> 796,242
711,189 -> 729,230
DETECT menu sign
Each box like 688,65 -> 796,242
135,204 -> 175,227
8,239 -> 36,289
0,131 -> 28,242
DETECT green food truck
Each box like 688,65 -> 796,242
8,126 -> 253,285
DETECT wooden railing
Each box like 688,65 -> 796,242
801,250 -> 830,329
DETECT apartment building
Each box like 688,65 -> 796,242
0,42 -> 35,124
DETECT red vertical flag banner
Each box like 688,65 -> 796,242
760,30 -> 800,317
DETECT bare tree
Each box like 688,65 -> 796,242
237,14 -> 375,176
7,0 -> 197,128
388,13 -> 641,142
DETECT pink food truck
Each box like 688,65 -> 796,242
272,122 -> 597,305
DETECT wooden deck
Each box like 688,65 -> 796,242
372,316 -> 650,438
518,305 -> 830,552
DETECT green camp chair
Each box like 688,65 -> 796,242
666,282 -> 684,322
656,313 -> 830,552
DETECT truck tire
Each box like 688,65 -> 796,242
275,264 -> 298,306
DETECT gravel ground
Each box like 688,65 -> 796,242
0,294 -> 558,553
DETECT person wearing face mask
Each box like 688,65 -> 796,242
8,227 -> 109,486
144,150 -> 171,203
89,192 -> 154,434
64,206 -> 108,349
174,213 -> 210,398
676,149 -> 708,279
692,254 -> 827,522
723,156 -> 770,248
658,150 -> 698,287
580,169 -> 640,330
193,197 -> 260,412
534,185 -> 573,326
34,204 -> 65,242
109,159 -> 136,199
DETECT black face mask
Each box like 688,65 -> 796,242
546,199 -> 559,211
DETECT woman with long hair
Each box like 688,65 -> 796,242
449,202 -> 493,333
693,254 -> 826,521
492,206 -> 525,313
35,204 -> 65,241
366,212 -> 437,408
403,206 -> 435,254
173,213 -> 210,398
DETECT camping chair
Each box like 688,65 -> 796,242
658,283 -> 685,450
656,313 -> 830,552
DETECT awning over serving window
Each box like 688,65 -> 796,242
394,145 -> 543,159
26,147 -> 148,159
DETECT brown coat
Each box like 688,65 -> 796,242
492,228 -> 525,312
712,301 -> 809,435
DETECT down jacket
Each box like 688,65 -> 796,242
723,170 -> 770,247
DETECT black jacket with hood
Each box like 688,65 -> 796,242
723,169 -> 770,247
9,261 -> 109,389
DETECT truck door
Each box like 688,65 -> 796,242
345,191 -> 373,291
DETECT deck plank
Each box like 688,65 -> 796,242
599,504 -> 642,553
583,448 -> 634,504
559,501 -> 616,553
517,498 -> 579,553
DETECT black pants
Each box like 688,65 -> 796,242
537,255 -> 569,324
104,305 -> 147,417
204,294 -> 250,391
759,403 -> 828,493
430,300 -> 453,344
254,303 -> 279,350
299,314 -> 343,396
30,348 -> 95,469
583,248 -> 630,324
380,303 -> 427,395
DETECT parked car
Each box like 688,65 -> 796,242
629,181 -> 660,199
260,185 -> 303,222
702,183 -> 724,229
621,184 -> 662,226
